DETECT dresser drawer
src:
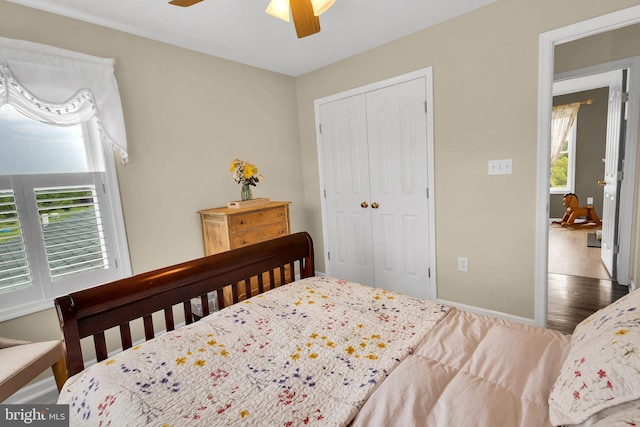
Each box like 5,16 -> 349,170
229,206 -> 287,231
230,224 -> 288,248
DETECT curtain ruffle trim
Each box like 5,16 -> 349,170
0,62 -> 128,164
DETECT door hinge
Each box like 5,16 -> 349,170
428,267 -> 431,278
618,170 -> 624,181
102,183 -> 106,193
324,189 -> 327,198
424,101 -> 428,113
319,124 -> 322,133
614,245 -> 619,255
426,188 -> 429,198
114,258 -> 118,269
622,91 -> 629,103
327,251 -> 330,260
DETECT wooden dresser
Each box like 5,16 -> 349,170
197,201 -> 291,304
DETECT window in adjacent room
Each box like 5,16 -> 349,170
550,121 -> 577,194
0,104 -> 127,320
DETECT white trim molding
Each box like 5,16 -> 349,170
437,299 -> 536,326
536,5 -> 640,328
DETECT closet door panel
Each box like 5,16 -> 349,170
367,78 -> 430,299
320,95 -> 375,285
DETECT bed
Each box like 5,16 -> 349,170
54,232 -> 640,426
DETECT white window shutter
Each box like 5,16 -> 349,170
0,188 -> 33,294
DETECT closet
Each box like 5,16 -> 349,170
316,70 -> 434,299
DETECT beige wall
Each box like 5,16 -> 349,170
555,23 -> 640,74
2,0 -> 640,390
0,0 -> 306,369
295,0 -> 640,319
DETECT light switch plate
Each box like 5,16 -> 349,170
457,256 -> 468,272
488,159 -> 513,175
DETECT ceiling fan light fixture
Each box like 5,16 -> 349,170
310,0 -> 335,16
265,0 -> 291,22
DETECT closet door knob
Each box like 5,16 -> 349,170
371,202 -> 379,209
361,201 -> 369,208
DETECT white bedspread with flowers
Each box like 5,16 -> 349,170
58,277 -> 451,426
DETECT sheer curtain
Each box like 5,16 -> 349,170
0,37 -> 128,162
550,103 -> 581,166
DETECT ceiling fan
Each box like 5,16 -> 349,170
168,0 -> 335,38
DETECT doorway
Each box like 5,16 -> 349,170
547,70 -> 632,333
536,7 -> 640,328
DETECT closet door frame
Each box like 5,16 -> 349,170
314,67 -> 437,300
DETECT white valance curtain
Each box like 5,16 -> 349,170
0,37 -> 128,162
550,103 -> 581,166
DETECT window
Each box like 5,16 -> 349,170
1,37 -> 131,320
550,121 -> 577,194
0,104 -> 129,320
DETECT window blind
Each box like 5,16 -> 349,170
0,189 -> 32,294
35,185 -> 109,280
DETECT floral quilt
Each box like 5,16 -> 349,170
58,277 -> 451,426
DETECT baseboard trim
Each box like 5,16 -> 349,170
437,299 -> 537,326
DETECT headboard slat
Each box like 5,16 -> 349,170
94,331 -> 108,361
143,315 -> 154,340
183,301 -> 194,325
164,307 -> 175,331
244,279 -> 252,299
257,273 -> 265,294
120,323 -> 133,350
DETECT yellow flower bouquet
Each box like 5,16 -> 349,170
230,158 -> 263,200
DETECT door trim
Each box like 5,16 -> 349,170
536,5 -> 640,327
314,67 -> 437,300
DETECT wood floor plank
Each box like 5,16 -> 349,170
548,225 -> 611,280
547,273 -> 628,334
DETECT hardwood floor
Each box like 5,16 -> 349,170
547,273 -> 629,334
547,224 -> 629,334
548,225 -> 611,280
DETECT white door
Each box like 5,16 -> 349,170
600,70 -> 625,277
366,79 -> 430,298
320,94 -> 375,285
319,77 -> 430,299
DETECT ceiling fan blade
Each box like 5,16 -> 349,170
290,0 -> 321,38
168,0 -> 204,7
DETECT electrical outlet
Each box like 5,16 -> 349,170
457,256 -> 469,272
587,197 -> 594,205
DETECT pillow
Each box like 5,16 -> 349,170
0,336 -> 31,349
549,288 -> 640,426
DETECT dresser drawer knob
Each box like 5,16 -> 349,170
238,220 -> 244,225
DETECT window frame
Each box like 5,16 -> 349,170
0,118 -> 131,321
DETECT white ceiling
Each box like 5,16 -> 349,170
8,0 -> 495,76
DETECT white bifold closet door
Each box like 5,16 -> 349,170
319,77 -> 431,299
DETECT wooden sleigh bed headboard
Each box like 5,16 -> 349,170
54,231 -> 314,381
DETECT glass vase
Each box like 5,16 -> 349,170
241,184 -> 253,201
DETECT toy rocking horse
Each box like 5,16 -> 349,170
552,193 -> 602,228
